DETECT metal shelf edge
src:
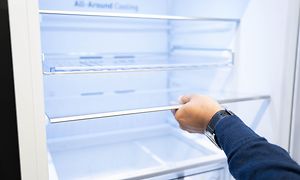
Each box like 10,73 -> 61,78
39,10 -> 240,22
48,95 -> 271,123
43,63 -> 233,75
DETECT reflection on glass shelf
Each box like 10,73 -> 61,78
43,50 -> 233,75
47,124 -> 225,180
39,10 -> 240,22
45,88 -> 270,123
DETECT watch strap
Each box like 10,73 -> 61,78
207,109 -> 233,134
206,109 -> 234,149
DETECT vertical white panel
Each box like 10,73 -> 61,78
234,0 -> 300,149
291,26 -> 300,163
8,0 -> 48,179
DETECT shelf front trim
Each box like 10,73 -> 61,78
50,105 -> 181,123
49,95 -> 271,123
39,10 -> 240,22
43,62 -> 233,75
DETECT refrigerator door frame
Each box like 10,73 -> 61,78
290,13 -> 300,163
8,0 -> 49,179
280,0 -> 300,151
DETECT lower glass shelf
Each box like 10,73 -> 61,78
47,124 -> 226,180
45,89 -> 270,123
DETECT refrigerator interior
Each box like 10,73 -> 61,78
38,0 -> 272,179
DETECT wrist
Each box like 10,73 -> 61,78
205,107 -> 223,128
205,109 -> 234,149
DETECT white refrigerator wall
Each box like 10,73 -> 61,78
231,0 -> 299,150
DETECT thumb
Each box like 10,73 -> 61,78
179,95 -> 191,104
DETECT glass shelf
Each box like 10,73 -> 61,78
43,50 -> 234,75
45,89 -> 270,123
39,10 -> 239,35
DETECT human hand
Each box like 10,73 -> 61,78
173,94 -> 223,133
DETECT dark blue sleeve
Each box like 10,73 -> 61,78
215,115 -> 300,180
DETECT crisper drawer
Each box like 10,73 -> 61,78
47,124 -> 226,180
175,169 -> 224,180
148,164 -> 228,180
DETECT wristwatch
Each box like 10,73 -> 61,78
204,109 -> 234,149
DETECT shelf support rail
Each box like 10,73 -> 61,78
48,95 -> 271,123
